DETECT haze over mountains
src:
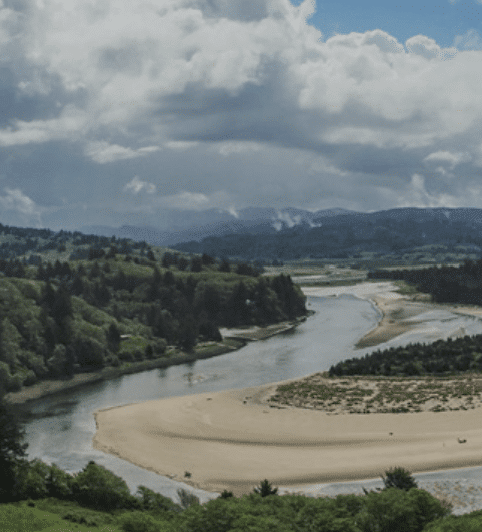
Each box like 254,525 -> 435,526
81,207 -> 355,246
77,206 -> 482,262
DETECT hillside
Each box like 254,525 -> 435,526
171,207 -> 482,262
0,225 -> 306,397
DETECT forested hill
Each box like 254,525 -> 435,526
172,207 -> 482,261
0,227 -> 306,397
368,258 -> 482,305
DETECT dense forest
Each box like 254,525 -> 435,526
368,259 -> 482,305
0,241 -> 306,395
329,334 -> 482,377
172,208 -> 482,261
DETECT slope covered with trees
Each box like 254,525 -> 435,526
0,243 -> 306,395
368,259 -> 482,305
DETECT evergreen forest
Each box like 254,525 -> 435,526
0,225 -> 306,395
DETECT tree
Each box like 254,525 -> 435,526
382,466 -> 418,491
253,479 -> 278,497
177,487 -> 200,509
0,396 -> 28,501
71,460 -> 133,511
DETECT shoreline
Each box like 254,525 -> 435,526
93,382 -> 482,496
93,281 -> 482,496
5,317 -> 306,407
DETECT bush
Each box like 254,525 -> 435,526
71,460 -> 134,511
382,466 -> 418,491
119,511 -> 165,532
358,488 -> 449,532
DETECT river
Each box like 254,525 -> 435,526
20,293 -> 482,512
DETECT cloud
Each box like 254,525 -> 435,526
0,187 -> 43,227
153,190 -> 234,211
453,29 -> 482,51
86,142 -> 160,163
123,176 -> 156,194
395,174 -> 461,209
423,150 -> 472,169
0,0 -> 482,229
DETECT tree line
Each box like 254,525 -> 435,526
329,334 -> 482,377
0,252 -> 306,394
368,259 -> 482,305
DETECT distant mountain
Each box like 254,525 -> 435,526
171,207 -> 482,261
80,207 -> 358,246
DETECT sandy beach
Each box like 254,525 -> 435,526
93,382 -> 482,496
93,281 -> 482,496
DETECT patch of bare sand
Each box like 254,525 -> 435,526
93,383 -> 482,496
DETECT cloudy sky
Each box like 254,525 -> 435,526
1,0 -> 482,230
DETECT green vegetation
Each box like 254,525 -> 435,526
329,334 -> 482,378
0,395 -> 476,532
0,241 -> 305,396
173,208 -> 482,263
368,258 -> 482,305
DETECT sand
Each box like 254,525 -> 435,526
93,281 -> 482,496
93,383 -> 482,496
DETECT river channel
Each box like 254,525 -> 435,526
20,293 -> 482,511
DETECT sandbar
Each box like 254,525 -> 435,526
93,382 -> 482,496
93,281 -> 482,496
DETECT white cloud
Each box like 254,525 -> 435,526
396,174 -> 460,209
0,188 -> 43,227
86,141 -> 160,163
165,141 -> 199,151
1,0 -> 482,225
453,29 -> 482,51
154,190 -> 234,211
423,150 -> 472,169
123,176 -> 156,194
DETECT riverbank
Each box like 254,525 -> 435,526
92,281 -> 482,496
93,381 -> 482,496
4,318 -> 305,406
302,281 -> 482,348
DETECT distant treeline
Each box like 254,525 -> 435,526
0,252 -> 306,394
329,334 -> 482,377
173,210 -> 482,261
368,259 -> 482,304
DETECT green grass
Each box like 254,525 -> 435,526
0,500 -> 122,532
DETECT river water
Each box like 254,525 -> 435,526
21,293 -> 482,512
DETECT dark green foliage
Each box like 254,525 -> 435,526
71,460 -> 134,511
382,466 -> 418,491
0,397 -> 28,501
119,511 -> 170,532
358,488 -> 449,532
329,333 -> 482,377
253,479 -> 278,497
177,488 -> 200,510
135,485 -> 181,514
424,511 -> 482,531
0,232 -> 305,391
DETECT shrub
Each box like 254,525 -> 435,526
119,511 -> 165,532
71,460 -> 134,511
382,466 -> 418,491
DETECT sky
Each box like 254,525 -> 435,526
1,0 -> 482,230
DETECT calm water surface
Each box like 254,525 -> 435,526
21,294 -> 482,504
